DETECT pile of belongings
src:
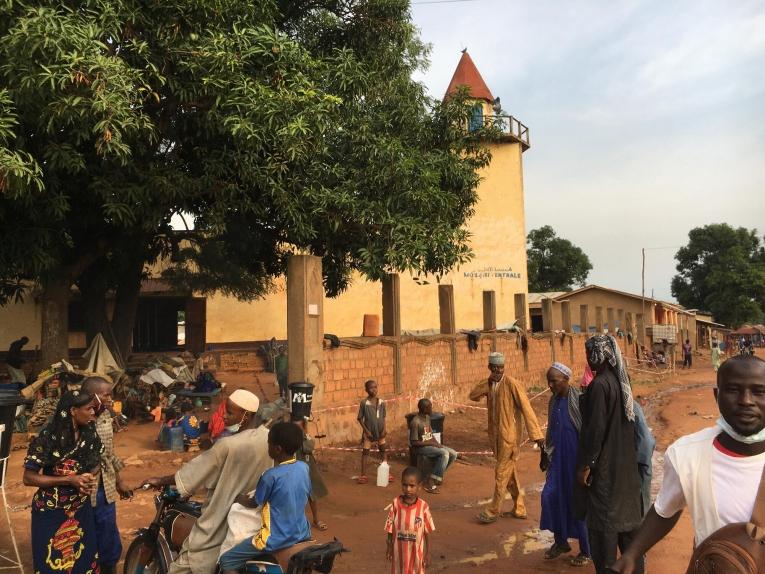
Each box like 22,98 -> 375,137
20,359 -> 107,437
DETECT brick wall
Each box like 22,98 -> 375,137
314,332 -> 618,443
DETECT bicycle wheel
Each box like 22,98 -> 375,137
124,533 -> 164,574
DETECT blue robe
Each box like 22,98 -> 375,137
541,395 -> 590,554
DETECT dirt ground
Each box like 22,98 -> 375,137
0,351 -> 742,573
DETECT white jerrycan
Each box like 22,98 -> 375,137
376,461 -> 390,487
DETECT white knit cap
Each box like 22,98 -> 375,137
488,352 -> 505,366
229,389 -> 260,413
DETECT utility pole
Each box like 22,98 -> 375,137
641,248 -> 646,346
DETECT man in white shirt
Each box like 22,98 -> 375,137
610,354 -> 765,573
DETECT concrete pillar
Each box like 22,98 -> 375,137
513,293 -> 527,329
287,255 -> 324,397
617,309 -> 625,331
541,298 -> 554,332
438,285 -> 456,334
580,305 -> 589,334
382,274 -> 401,337
595,306 -> 604,332
607,308 -> 615,332
626,312 -> 633,333
482,290 -> 497,331
561,301 -> 572,332
382,274 -> 403,393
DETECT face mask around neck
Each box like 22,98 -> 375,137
716,391 -> 765,444
225,413 -> 248,434
716,416 -> 765,445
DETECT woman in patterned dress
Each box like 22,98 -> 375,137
23,390 -> 103,574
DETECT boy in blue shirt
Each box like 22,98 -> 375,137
219,422 -> 312,573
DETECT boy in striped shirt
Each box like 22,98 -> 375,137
385,467 -> 435,574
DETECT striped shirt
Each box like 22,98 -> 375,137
385,496 -> 435,574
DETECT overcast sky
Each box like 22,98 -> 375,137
410,0 -> 765,301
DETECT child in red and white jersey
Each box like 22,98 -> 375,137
385,467 -> 435,574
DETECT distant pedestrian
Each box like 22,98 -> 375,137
540,362 -> 591,567
5,335 -> 29,384
385,467 -> 435,574
275,346 -> 289,398
682,339 -> 692,369
470,352 -> 544,523
610,355 -> 765,573
711,341 -> 723,372
357,379 -> 388,485
576,335 -> 643,574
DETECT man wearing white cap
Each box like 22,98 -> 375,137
470,351 -> 544,524
142,389 -> 271,574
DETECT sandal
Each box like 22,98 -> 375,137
313,520 -> 328,531
544,543 -> 572,560
570,553 -> 591,567
423,484 -> 440,494
356,475 -> 368,484
476,511 -> 497,524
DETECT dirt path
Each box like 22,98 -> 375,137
0,354 -> 734,573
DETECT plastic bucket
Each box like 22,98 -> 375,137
405,412 -> 445,444
168,426 -> 185,452
0,393 -> 25,486
288,382 -> 315,421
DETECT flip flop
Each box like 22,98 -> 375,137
544,544 -> 572,559
313,520 -> 328,531
570,553 -> 591,567
423,484 -> 440,494
476,511 -> 497,524
356,475 -> 368,484
509,510 -> 528,519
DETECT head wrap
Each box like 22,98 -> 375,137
585,335 -> 635,421
229,389 -> 260,413
25,390 -> 103,471
488,352 -> 505,366
550,362 -> 572,379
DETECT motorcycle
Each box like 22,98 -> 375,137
124,486 -> 346,574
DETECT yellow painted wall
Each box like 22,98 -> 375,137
204,139 -> 530,341
0,121 -> 531,345
0,297 -> 42,349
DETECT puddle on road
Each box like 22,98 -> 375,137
456,529 -> 554,565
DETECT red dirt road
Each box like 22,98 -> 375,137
0,353 -> 734,573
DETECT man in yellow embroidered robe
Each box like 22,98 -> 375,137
470,352 -> 544,522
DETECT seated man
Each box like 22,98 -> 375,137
142,390 -> 268,574
409,398 -> 458,494
219,422 -> 312,573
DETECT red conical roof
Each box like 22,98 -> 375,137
445,50 -> 494,102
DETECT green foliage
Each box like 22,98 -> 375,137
671,224 -> 765,327
526,225 -> 592,292
0,0 -> 491,307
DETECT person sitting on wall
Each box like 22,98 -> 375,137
408,399 -> 458,494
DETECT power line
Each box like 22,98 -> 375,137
412,0 -> 482,5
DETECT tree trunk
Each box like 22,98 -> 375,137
111,262 -> 144,362
40,279 -> 71,367
79,279 -> 109,346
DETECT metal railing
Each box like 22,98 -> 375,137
483,114 -> 530,147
